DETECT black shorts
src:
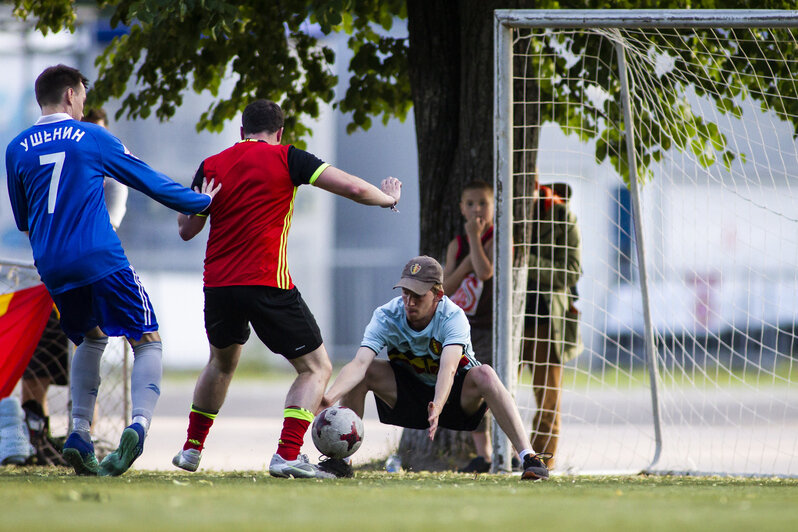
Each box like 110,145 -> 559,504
23,307 -> 69,385
374,361 -> 488,432
204,285 -> 323,359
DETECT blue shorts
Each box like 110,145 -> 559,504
51,266 -> 158,345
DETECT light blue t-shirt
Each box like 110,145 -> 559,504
6,113 -> 211,294
361,295 -> 480,387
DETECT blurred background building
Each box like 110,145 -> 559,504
0,6 -> 420,367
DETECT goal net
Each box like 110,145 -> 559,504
494,10 -> 798,476
0,260 -> 130,459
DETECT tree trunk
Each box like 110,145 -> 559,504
398,0 -> 534,472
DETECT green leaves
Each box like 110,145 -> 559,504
526,20 -> 798,185
12,0 -> 76,34
14,0 -> 409,144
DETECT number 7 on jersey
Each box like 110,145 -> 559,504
40,151 -> 66,214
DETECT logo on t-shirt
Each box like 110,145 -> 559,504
429,338 -> 442,355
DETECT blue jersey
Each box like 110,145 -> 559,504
6,113 -> 211,294
360,295 -> 480,387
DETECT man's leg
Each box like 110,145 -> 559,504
527,323 -> 562,469
172,343 -> 240,472
340,359 -> 397,417
98,331 -> 162,476
314,359 -> 396,478
62,326 -> 107,475
267,344 -> 333,478
21,376 -> 51,412
461,327 -> 493,472
128,331 -> 163,431
460,365 -> 549,480
274,345 -> 332,460
460,365 -> 530,455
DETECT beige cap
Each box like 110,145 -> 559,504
393,255 -> 443,296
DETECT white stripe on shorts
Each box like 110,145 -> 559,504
129,266 -> 152,326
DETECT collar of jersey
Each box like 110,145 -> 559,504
35,113 -> 73,125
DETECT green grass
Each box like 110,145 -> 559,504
2,468 -> 797,531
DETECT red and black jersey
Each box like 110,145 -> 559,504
192,140 -> 329,289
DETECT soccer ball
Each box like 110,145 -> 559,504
312,406 -> 364,459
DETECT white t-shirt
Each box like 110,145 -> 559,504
360,295 -> 480,387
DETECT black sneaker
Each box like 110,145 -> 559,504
318,457 -> 354,478
521,453 -> 551,480
23,400 -> 67,467
459,456 -> 491,473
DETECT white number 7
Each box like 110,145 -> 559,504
40,151 -> 66,214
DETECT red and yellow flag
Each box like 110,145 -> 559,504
0,284 -> 53,398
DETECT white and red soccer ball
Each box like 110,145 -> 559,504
312,406 -> 364,459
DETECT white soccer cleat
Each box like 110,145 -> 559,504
0,397 -> 35,466
172,448 -> 202,472
268,453 -> 335,479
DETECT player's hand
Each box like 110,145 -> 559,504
316,395 -> 334,414
427,401 -> 442,441
465,216 -> 488,239
381,177 -> 402,211
196,177 -> 222,200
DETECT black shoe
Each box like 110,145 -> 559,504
318,457 -> 354,478
521,453 -> 551,480
23,400 -> 68,467
459,456 -> 491,473
511,456 -> 521,472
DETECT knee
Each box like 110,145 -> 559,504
470,365 -> 501,393
304,353 -> 333,382
209,352 -> 237,374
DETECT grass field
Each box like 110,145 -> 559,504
2,467 -> 797,531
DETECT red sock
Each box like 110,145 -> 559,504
183,405 -> 217,451
276,406 -> 313,461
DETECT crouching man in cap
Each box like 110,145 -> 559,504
318,255 -> 550,480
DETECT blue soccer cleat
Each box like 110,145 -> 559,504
98,423 -> 145,477
62,432 -> 99,476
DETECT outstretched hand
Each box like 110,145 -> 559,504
381,177 -> 402,211
427,401 -> 442,441
195,177 -> 222,200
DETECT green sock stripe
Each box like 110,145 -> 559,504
190,405 -> 218,420
284,407 -> 314,423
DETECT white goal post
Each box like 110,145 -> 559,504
494,9 -> 798,476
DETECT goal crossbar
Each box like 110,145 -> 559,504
495,9 -> 798,29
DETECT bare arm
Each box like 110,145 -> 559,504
313,166 -> 401,208
177,213 -> 207,241
176,178 -> 220,241
465,219 -> 493,281
427,345 -> 463,440
319,346 -> 378,411
442,239 -> 468,295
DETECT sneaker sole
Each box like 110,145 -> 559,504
99,428 -> 141,477
268,466 -> 318,479
521,469 -> 549,481
63,448 -> 99,476
172,454 -> 199,472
